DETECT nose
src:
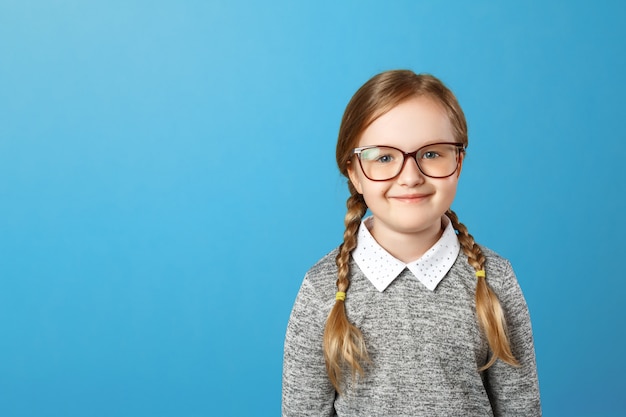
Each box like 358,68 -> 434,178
396,155 -> 425,186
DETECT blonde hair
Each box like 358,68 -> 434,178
324,70 -> 519,392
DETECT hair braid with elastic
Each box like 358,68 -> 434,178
323,189 -> 369,392
447,209 -> 520,370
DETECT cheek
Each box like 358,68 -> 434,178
359,181 -> 389,202
439,178 -> 459,200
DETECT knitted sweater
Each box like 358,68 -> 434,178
282,246 -> 541,416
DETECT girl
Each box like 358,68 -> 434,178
282,70 -> 541,416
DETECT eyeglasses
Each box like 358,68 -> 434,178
353,142 -> 465,181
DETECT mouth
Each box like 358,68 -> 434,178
389,193 -> 431,203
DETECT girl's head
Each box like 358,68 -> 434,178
337,71 -> 467,247
336,70 -> 468,181
323,70 -> 518,393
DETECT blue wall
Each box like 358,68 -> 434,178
1,1 -> 625,416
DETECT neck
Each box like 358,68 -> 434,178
369,217 -> 444,263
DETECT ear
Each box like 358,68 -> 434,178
347,161 -> 364,194
456,152 -> 465,178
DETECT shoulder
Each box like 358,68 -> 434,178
287,247 -> 340,327
306,247 -> 339,279
481,246 -> 514,276
300,247 -> 340,301
454,245 -> 517,291
477,245 -> 527,304
304,247 -> 339,286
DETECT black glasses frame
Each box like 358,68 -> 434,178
352,142 -> 466,181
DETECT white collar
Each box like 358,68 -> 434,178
351,215 -> 460,292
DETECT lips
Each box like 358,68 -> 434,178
389,193 -> 432,202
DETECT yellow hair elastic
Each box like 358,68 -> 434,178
335,291 -> 346,301
475,270 -> 486,278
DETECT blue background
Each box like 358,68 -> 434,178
1,1 -> 625,416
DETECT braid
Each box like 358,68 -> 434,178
323,191 -> 369,392
447,209 -> 520,370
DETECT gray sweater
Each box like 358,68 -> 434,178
282,247 -> 541,416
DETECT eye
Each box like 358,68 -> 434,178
419,144 -> 456,160
422,151 -> 440,160
376,153 -> 395,164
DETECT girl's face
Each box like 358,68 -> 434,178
347,96 -> 463,246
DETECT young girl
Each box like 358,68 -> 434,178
282,70 -> 541,416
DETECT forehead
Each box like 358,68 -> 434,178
357,96 -> 455,149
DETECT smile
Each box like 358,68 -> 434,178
389,194 -> 431,203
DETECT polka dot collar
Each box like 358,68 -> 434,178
351,215 -> 461,292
